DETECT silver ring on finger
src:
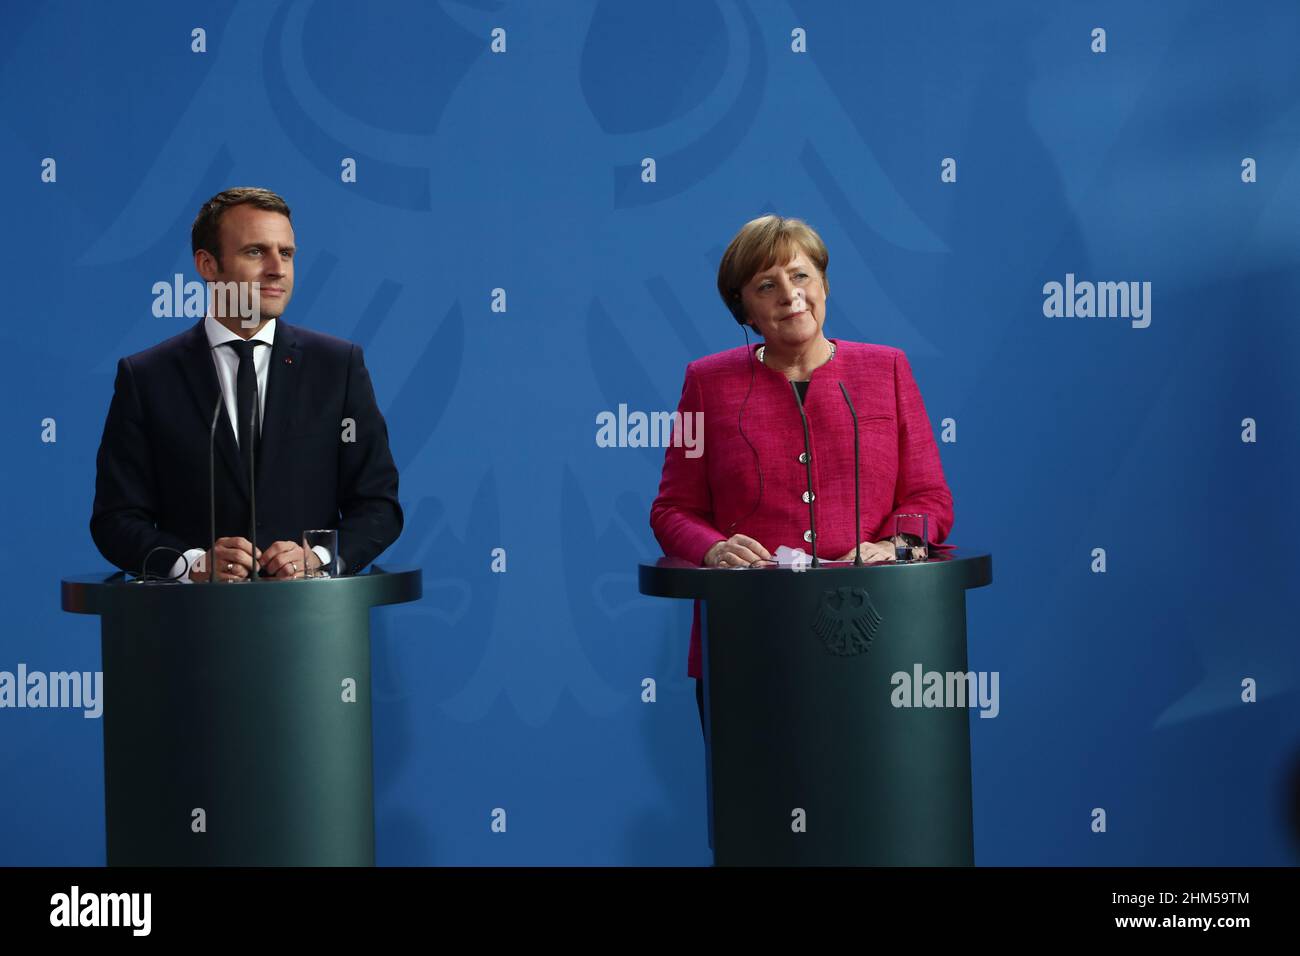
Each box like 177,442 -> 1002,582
226,561 -> 234,573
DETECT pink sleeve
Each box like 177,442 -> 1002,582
649,365 -> 727,566
887,350 -> 955,544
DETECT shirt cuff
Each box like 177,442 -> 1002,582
311,545 -> 345,574
170,548 -> 208,583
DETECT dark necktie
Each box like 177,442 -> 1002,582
222,339 -> 267,474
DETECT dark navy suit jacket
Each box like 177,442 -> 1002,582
90,318 -> 403,576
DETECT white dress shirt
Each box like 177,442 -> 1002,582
206,313 -> 276,446
168,317 -> 337,581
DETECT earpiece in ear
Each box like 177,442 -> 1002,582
732,293 -> 747,327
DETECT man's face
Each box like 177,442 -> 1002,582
195,205 -> 295,323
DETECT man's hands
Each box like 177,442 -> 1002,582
189,537 -> 322,581
189,536 -> 260,582
258,540 -> 322,579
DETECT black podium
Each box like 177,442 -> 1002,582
61,567 -> 421,866
639,551 -> 992,866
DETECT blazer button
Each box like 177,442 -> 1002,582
802,491 -> 815,503
798,452 -> 809,464
803,530 -> 815,543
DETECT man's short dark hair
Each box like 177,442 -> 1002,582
191,187 -> 292,263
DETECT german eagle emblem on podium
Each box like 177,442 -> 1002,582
812,586 -> 882,656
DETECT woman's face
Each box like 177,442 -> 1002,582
739,252 -> 827,349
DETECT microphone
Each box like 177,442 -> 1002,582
209,390 -> 223,583
838,382 -> 863,566
791,381 -> 819,568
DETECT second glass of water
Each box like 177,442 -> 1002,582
302,529 -> 339,578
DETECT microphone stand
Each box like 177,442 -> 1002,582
248,365 -> 260,581
791,381 -> 819,568
209,391 -> 223,583
838,382 -> 863,566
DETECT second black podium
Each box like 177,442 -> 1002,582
640,552 -> 992,866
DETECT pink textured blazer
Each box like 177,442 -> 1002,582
649,339 -> 954,678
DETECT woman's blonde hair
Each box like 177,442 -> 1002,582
716,215 -> 829,325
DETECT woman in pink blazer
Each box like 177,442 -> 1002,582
649,216 -> 954,724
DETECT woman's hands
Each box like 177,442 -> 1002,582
704,535 -> 772,568
835,540 -> 897,563
704,537 -> 904,567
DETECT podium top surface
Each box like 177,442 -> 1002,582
639,551 -> 991,601
61,565 -> 422,616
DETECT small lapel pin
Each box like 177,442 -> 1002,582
284,356 -> 294,365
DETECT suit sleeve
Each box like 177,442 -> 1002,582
335,344 -> 403,570
888,349 -> 955,544
90,357 -> 190,575
649,364 -> 726,565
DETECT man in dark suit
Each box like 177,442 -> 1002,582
91,187 -> 402,581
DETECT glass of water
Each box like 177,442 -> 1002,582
893,514 -> 929,563
302,529 -> 339,578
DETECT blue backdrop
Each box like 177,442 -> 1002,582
1,0 -> 1297,865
